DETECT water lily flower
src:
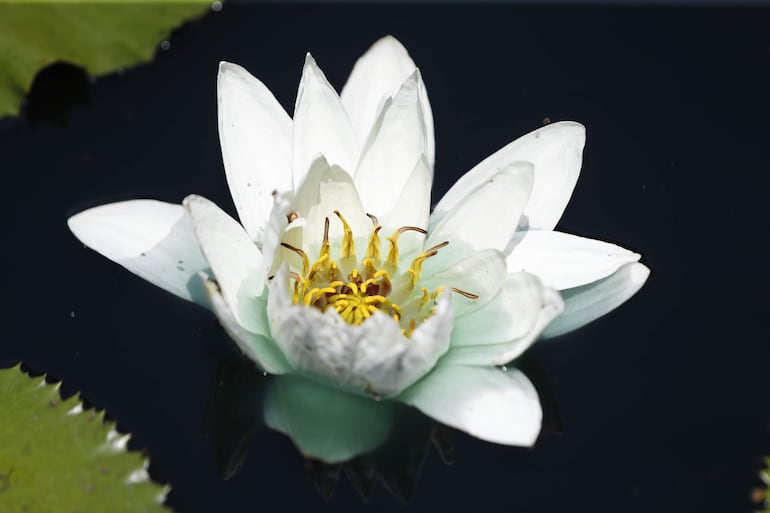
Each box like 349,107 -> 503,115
68,36 -> 648,462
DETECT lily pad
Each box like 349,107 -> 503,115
0,0 -> 211,118
0,364 -> 169,512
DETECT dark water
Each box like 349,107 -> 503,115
2,5 -> 770,512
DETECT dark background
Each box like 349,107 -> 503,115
2,4 -> 769,513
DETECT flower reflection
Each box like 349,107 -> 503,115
68,36 -> 648,465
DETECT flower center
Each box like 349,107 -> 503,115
281,211 -> 477,336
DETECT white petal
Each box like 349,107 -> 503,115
217,62 -> 293,242
542,262 -> 650,338
201,274 -> 291,374
354,71 -> 429,217
263,374 -> 395,463
421,249 -> 507,317
184,195 -> 264,333
433,121 -> 585,231
426,162 -> 533,263
266,267 -> 452,397
442,274 -> 564,366
291,155 -> 370,256
506,230 -> 641,290
67,200 -> 209,305
293,54 -> 359,187
341,35 -> 434,165
398,365 -> 542,446
379,154 -> 432,257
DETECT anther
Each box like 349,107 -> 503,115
281,242 -> 309,276
451,287 -> 480,300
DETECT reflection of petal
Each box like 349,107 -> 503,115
398,364 -> 542,446
542,262 -> 650,338
217,62 -> 293,241
263,374 -> 395,463
506,230 -> 641,290
67,199 -> 209,305
433,121 -> 585,231
203,361 -> 270,479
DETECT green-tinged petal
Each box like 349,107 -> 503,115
398,365 -> 542,446
183,195 -> 264,333
421,249 -> 507,317
506,230 -> 641,290
442,273 -> 563,366
67,200 -> 209,306
217,62 -> 293,243
293,54 -> 358,187
340,35 -> 434,166
542,262 -> 650,338
426,162 -> 533,261
433,121 -> 585,231
201,274 -> 292,375
354,71 -> 429,218
264,374 -> 395,463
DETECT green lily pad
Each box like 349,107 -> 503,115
0,0 -> 212,118
0,364 -> 169,512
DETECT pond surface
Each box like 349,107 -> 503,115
2,4 -> 769,512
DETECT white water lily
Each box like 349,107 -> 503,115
68,36 -> 648,462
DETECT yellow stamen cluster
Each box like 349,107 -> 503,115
281,211 -> 475,336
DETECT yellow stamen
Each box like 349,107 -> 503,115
386,226 -> 427,269
279,211 -> 477,331
334,210 -> 356,259
365,214 -> 382,262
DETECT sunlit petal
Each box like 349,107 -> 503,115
68,200 -> 209,305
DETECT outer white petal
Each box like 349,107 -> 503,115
341,35 -> 434,165
266,267 -> 453,397
425,162 -> 534,263
67,200 -> 209,305
506,230 -> 641,290
264,374 -> 395,463
293,54 -> 358,187
354,71 -> 428,217
217,62 -> 293,242
433,121 -> 585,231
201,274 -> 291,374
441,273 -> 564,366
398,365 -> 542,446
542,262 -> 650,339
184,195 -> 264,333
420,249 -> 507,317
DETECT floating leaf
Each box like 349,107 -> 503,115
0,0 -> 212,118
0,365 -> 169,512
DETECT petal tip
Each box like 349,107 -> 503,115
630,262 -> 651,285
